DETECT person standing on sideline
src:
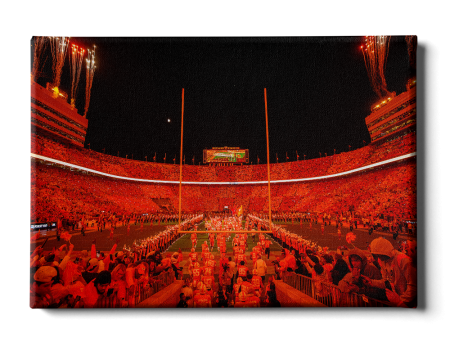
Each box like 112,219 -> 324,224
254,255 -> 267,283
264,238 -> 272,260
56,227 -> 61,241
109,224 -> 114,240
79,218 -> 84,236
227,257 -> 236,283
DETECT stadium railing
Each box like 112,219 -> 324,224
95,269 -> 176,308
282,273 -> 391,307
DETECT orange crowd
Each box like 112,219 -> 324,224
32,159 -> 416,224
32,132 -> 415,183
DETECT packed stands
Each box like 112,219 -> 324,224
31,131 -> 415,182
31,127 -> 417,252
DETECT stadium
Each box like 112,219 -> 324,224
30,36 -> 417,308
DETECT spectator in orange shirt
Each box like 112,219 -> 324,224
283,249 -> 297,270
82,258 -> 100,284
110,264 -> 128,307
82,270 -> 112,308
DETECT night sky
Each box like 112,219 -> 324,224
32,36 -> 412,164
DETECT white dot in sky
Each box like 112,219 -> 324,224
167,119 -> 171,123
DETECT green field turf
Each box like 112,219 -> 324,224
166,222 -> 282,253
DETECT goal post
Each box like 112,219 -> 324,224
176,89 -> 274,234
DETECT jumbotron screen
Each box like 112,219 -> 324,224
203,147 -> 249,163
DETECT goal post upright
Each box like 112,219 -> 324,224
177,89 -> 274,235
264,88 -> 273,232
178,88 -> 184,228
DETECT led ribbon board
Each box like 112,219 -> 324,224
30,152 -> 417,185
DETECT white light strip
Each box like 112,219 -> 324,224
31,152 -> 416,185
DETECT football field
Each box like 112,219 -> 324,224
165,221 -> 282,254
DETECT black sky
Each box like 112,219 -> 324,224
33,36 -> 412,164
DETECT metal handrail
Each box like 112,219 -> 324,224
282,273 -> 391,307
95,269 -> 176,308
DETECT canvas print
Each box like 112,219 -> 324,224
30,36 -> 417,308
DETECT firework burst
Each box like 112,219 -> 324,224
69,44 -> 85,108
84,46 -> 96,117
49,36 -> 70,90
361,36 -> 392,99
31,36 -> 47,82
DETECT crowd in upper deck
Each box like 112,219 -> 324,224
32,132 -> 415,182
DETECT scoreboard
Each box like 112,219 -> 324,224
203,147 -> 249,164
